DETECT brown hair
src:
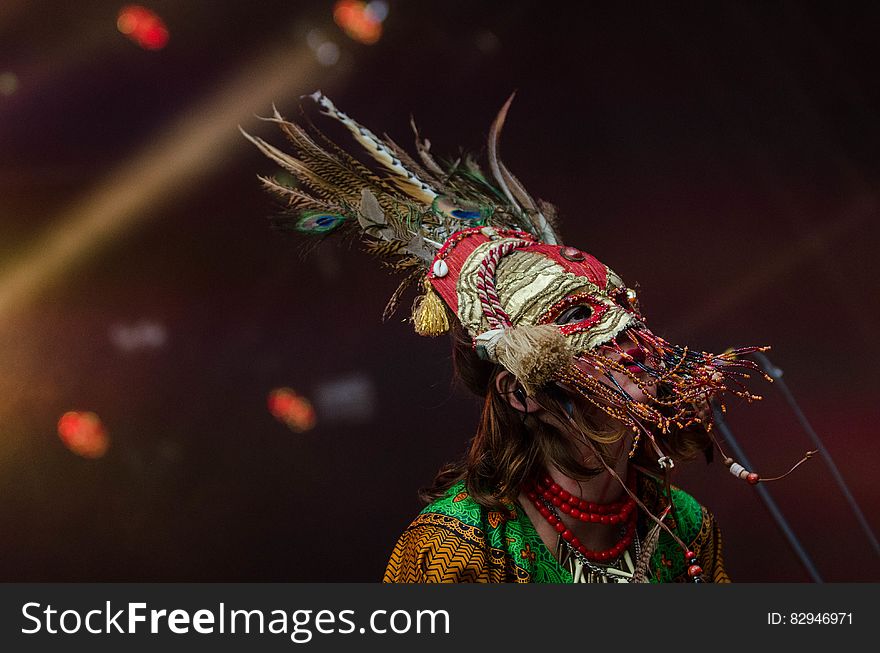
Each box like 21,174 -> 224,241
420,325 -> 712,510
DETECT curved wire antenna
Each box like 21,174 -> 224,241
712,406 -> 823,582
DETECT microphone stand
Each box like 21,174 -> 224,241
753,352 -> 880,558
712,406 -> 824,582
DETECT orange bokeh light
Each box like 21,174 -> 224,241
268,388 -> 316,433
117,5 -> 169,51
333,0 -> 382,45
57,411 -> 110,459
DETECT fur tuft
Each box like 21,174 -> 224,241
494,324 -> 571,394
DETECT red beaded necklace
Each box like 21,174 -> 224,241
533,475 -> 636,523
526,475 -> 638,563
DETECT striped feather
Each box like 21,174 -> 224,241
309,91 -> 440,205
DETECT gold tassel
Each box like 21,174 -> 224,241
412,278 -> 450,337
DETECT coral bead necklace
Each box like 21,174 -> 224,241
526,475 -> 637,563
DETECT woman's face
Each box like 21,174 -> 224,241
573,343 -> 657,405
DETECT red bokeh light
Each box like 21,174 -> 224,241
57,411 -> 110,459
267,388 -> 316,433
117,5 -> 169,51
333,0 -> 382,45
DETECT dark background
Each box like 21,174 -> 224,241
0,1 -> 877,581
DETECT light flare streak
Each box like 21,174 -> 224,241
0,37 -> 344,322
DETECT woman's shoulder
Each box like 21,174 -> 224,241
401,481 -> 494,556
411,481 -> 526,557
419,480 -> 484,522
638,473 -> 729,583
384,481 -> 533,582
638,473 -> 709,536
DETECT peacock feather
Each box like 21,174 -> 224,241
243,92 -> 561,272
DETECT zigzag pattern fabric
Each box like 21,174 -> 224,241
383,513 -> 525,583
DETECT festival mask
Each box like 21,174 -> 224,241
243,93 -> 769,453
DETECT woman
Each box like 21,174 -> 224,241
244,93 -> 772,584
383,325 -> 729,583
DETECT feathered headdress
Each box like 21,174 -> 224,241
243,92 -> 777,471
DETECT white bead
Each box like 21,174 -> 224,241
432,259 -> 449,278
474,328 -> 505,363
